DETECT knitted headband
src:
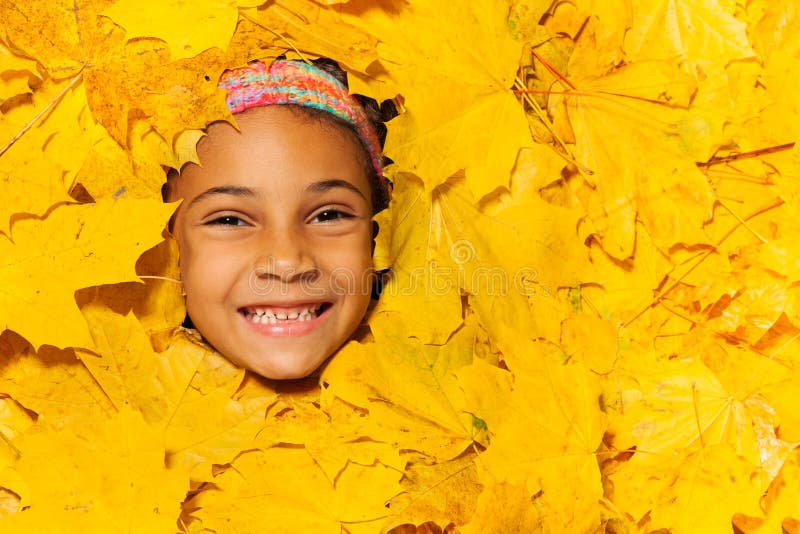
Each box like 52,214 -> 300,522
219,60 -> 383,179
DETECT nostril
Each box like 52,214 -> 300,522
251,249 -> 319,283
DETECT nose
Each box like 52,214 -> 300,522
253,225 -> 319,284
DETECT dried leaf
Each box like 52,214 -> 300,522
0,0 -> 122,79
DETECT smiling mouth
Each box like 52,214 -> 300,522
240,303 -> 331,324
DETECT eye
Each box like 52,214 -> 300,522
206,215 -> 248,226
310,209 -> 354,223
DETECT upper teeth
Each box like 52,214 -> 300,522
244,305 -> 320,324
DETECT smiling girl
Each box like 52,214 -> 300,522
164,58 -> 393,379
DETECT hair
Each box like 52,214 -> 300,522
162,57 -> 398,214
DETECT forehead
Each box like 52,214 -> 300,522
172,106 -> 370,199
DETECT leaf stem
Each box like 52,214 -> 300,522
624,197 -> 785,327
531,49 -> 576,90
0,71 -> 83,159
138,275 -> 182,285
0,428 -> 20,458
696,142 -> 795,167
513,76 -> 594,179
691,383 -> 706,448
239,10 -> 309,63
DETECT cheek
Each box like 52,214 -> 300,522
319,237 -> 374,301
177,233 -> 242,297
315,232 -> 372,271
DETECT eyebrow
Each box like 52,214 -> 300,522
306,179 -> 367,201
187,185 -> 257,208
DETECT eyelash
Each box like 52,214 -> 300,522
310,209 -> 354,223
206,215 -> 247,226
204,209 -> 354,227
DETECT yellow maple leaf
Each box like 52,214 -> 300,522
602,339 -> 796,525
102,0 -> 239,61
748,51 -> 800,146
623,0 -> 754,70
0,79 -> 103,234
463,325 -> 607,532
73,127 -> 169,201
681,329 -> 800,458
0,199 -> 174,349
2,0 -> 800,529
72,237 -> 186,344
240,0 -> 379,73
0,0 -> 123,79
609,354 -> 755,459
84,44 -> 232,152
0,42 -> 39,102
374,170 -> 594,344
184,446 -> 401,532
0,409 -> 188,532
255,396 -> 404,484
460,480 -> 545,533
444,174 -> 595,340
547,52 -> 713,258
2,0 -> 235,166
746,0 -> 800,62
0,331 -> 115,429
560,314 -> 618,374
32,300 -> 276,481
322,315 -> 489,461
383,451 -> 482,531
0,391 -> 35,516
638,446 -> 763,532
736,449 -> 800,533
507,0 -> 561,44
77,304 -> 206,423
161,332 -> 275,478
339,0 -> 530,197
370,174 -> 463,344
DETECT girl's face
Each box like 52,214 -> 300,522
169,106 -> 374,379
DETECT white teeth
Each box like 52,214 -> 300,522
244,305 -> 323,323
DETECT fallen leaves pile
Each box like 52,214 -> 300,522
2,0 -> 800,531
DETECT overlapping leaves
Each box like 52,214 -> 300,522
2,0 -> 800,531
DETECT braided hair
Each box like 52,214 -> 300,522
291,56 -> 398,213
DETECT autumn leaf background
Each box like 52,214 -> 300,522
1,0 -> 799,531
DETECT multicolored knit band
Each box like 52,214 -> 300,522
219,60 -> 383,178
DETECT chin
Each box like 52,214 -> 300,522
246,355 -> 324,380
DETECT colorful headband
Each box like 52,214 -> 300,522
219,60 -> 383,178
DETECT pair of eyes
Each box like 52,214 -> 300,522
206,208 -> 353,227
